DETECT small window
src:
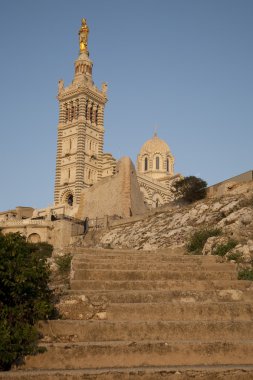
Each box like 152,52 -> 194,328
67,194 -> 73,206
144,157 -> 148,171
156,156 -> 159,170
167,158 -> 169,172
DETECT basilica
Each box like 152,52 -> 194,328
1,19 -> 251,248
54,19 -> 179,211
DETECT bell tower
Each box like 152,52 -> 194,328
54,19 -> 108,207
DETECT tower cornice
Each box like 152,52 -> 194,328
58,86 -> 107,104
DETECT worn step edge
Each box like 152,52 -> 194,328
38,320 -> 253,342
72,255 -> 216,261
65,289 -> 253,303
3,365 -> 253,379
70,279 -> 252,291
72,263 -> 236,271
21,340 -> 253,369
56,301 -> 253,321
72,270 -> 237,281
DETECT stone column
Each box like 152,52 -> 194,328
54,103 -> 65,204
96,105 -> 105,181
75,96 -> 86,204
97,104 -> 104,129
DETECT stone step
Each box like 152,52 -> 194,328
65,289 -> 253,303
38,320 -> 253,342
72,253 -> 216,263
72,269 -> 237,281
21,340 -> 253,369
2,366 -> 253,379
70,279 -> 252,291
58,301 -> 253,321
105,302 -> 253,321
72,261 -> 236,271
70,247 -> 186,256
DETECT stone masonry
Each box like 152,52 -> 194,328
1,246 -> 253,379
76,157 -> 147,219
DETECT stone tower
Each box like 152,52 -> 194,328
54,19 -> 107,207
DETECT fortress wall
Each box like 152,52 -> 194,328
207,170 -> 253,197
76,157 -> 147,220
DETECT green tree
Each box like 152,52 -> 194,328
0,233 -> 55,370
174,176 -> 207,203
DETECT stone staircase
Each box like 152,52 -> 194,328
2,248 -> 253,379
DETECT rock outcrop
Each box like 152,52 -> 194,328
96,184 -> 253,258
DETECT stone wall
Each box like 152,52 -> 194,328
76,157 -> 147,219
0,220 -> 53,244
207,171 -> 253,197
0,218 -> 84,251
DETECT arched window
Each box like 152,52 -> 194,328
156,156 -> 160,170
85,100 -> 88,119
67,194 -> 73,206
75,99 -> 79,118
95,106 -> 98,125
27,233 -> 41,243
70,101 -> 74,121
167,158 -> 169,172
90,103 -> 93,123
64,103 -> 68,123
144,157 -> 148,171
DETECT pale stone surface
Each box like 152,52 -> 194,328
218,290 -> 243,301
56,294 -> 107,320
227,241 -> 253,263
76,157 -> 147,219
207,173 -> 253,198
202,236 -> 229,256
90,186 -> 253,255
218,207 -> 253,227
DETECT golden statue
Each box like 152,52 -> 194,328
79,18 -> 89,53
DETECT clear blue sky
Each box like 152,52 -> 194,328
0,0 -> 252,210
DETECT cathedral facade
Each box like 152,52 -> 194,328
54,20 -> 178,211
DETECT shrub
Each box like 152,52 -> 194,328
30,242 -> 53,260
240,195 -> 253,208
238,268 -> 253,281
174,176 -> 207,203
187,228 -> 221,254
213,240 -> 238,257
0,233 -> 55,370
55,253 -> 72,275
227,251 -> 242,262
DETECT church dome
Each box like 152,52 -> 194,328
140,133 -> 171,155
137,132 -> 175,180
